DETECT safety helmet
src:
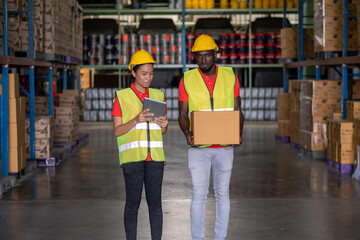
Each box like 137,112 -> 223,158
191,34 -> 219,52
128,50 -> 156,71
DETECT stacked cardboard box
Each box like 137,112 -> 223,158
54,90 -> 80,143
43,0 -> 83,59
327,120 -> 354,164
7,74 -> 27,173
353,119 -> 360,162
352,81 -> 360,99
54,107 -> 79,143
289,80 -> 301,144
18,0 -> 44,52
4,0 -> 43,52
8,15 -> 20,51
277,93 -> 291,136
2,0 -> 82,59
325,112 -> 342,148
280,27 -> 314,59
25,116 -> 54,159
314,0 -> 358,55
299,80 -> 341,151
346,100 -> 360,122
34,96 -> 49,116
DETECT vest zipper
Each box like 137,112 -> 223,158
147,121 -> 151,156
210,98 -> 214,110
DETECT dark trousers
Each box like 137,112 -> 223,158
122,161 -> 164,240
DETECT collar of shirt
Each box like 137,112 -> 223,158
131,82 -> 149,102
198,64 -> 218,84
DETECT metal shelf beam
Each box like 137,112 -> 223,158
83,7 -> 298,16
79,64 -> 283,70
284,56 -> 360,69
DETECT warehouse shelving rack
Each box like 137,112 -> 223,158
282,0 -> 359,120
79,0 -> 298,120
0,0 -> 79,177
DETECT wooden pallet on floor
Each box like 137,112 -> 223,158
300,147 -> 326,160
275,134 -> 290,143
327,159 -> 355,174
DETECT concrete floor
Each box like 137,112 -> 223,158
1,122 -> 360,240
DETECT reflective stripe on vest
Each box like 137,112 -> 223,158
184,67 -> 236,148
129,122 -> 162,131
115,88 -> 166,166
118,141 -> 163,153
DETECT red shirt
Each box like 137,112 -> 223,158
112,82 -> 167,161
112,82 -> 167,117
178,65 -> 240,148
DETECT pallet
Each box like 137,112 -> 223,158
300,148 -> 326,160
315,51 -> 358,60
0,176 -> 17,196
54,141 -> 78,153
36,156 -> 59,167
78,133 -> 89,145
8,159 -> 37,179
275,134 -> 290,143
66,56 -> 82,65
15,50 -> 46,60
280,58 -> 297,64
327,159 -> 354,174
290,142 -> 301,151
45,53 -> 66,63
36,147 -> 70,167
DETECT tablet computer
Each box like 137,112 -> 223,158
143,97 -> 166,121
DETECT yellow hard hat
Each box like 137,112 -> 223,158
128,50 -> 156,71
191,34 -> 219,52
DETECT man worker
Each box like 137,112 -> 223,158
178,34 -> 244,240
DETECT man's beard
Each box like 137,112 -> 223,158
199,62 -> 215,73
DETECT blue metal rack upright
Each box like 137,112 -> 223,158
297,0 -> 304,80
342,0 -> 349,120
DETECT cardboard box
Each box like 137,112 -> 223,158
54,106 -> 76,116
55,133 -> 78,143
191,111 -> 240,145
314,0 -> 342,17
55,126 -> 77,138
20,144 -> 26,169
336,143 -> 354,164
35,116 -> 53,139
9,122 -> 21,147
9,74 -> 20,98
63,89 -> 79,98
277,93 -> 291,120
346,100 -> 360,122
55,117 -> 75,128
9,147 -> 22,173
35,106 -> 49,116
278,120 -> 291,136
19,97 -> 27,122
35,96 -> 48,106
334,121 -> 353,144
300,130 -> 325,151
35,138 -> 53,159
9,98 -> 21,123
281,28 -> 314,59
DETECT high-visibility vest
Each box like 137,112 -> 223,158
184,67 -> 236,148
115,88 -> 166,166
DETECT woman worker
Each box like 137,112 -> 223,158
112,50 -> 168,240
